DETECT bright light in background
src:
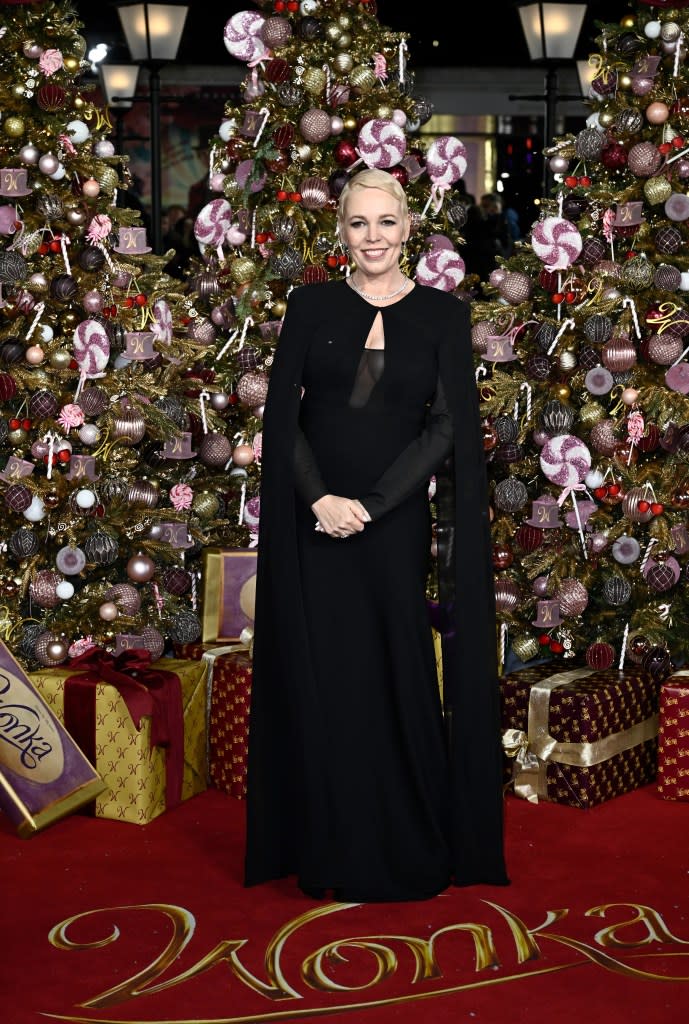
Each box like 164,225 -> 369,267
88,43 -> 108,69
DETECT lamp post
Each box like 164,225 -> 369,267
516,2 -> 588,194
99,63 -> 140,155
115,2 -> 189,254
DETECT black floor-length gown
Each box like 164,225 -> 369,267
244,280 -> 508,901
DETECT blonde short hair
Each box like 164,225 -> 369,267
336,168 -> 409,234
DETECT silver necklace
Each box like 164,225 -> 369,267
348,275 -> 409,302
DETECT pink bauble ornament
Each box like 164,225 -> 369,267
98,601 -> 119,621
646,101 -> 670,124
357,119 -> 406,168
82,289 -> 103,313
540,433 -> 591,486
126,553 -> 155,583
531,216 -> 582,270
232,443 -> 255,466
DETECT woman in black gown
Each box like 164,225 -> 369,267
244,168 -> 508,902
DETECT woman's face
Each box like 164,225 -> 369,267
340,187 -> 408,275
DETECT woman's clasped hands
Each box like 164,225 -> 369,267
312,495 -> 371,539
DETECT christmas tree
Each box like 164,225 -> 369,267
182,0 -> 472,558
478,0 -> 689,676
0,0 -> 245,666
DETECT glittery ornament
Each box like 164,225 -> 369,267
277,82 -> 303,106
643,175 -> 672,205
647,563 -> 676,592
603,576 -> 632,605
30,569 -> 63,609
299,176 -> 330,209
654,264 -> 681,290
104,582 -> 141,615
556,578 -> 589,616
260,14 -> 292,48
627,141 -> 662,177
83,531 -> 119,564
497,271 -> 532,305
28,389 -> 59,419
526,353 -> 551,380
583,314 -> 613,344
198,431 -> 233,467
0,251 -> 27,283
34,631 -> 68,667
188,317 -> 217,345
581,237 -> 606,264
585,641 -> 616,670
471,321 -> 493,354
169,608 -> 202,644
589,419 -> 619,455
78,386 -> 109,417
620,256 -> 654,292
35,192 -> 64,220
494,442 -> 523,463
648,332 -> 683,365
575,127 -> 605,160
299,108 -> 331,143
141,626 -> 165,660
192,490 -> 220,519
511,634 -> 541,663
613,107 -> 644,134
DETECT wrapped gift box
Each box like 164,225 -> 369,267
657,670 -> 689,801
201,547 -> 256,643
29,657 -> 208,824
173,641 -> 251,799
499,664 -> 659,808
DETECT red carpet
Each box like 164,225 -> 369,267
2,785 -> 688,1024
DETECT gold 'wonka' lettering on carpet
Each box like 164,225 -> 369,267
41,900 -> 689,1024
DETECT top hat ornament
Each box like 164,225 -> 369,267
531,599 -> 563,629
525,494 -> 563,529
0,168 -> 32,198
113,226 -> 152,255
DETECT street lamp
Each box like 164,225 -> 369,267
99,64 -> 140,155
115,3 -> 189,254
516,2 -> 588,193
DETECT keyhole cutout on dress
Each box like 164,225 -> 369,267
350,311 -> 385,409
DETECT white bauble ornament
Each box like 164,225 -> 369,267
644,21 -> 661,40
66,119 -> 90,144
75,488 -> 96,508
679,272 -> 689,291
23,495 -> 47,521
56,581 -> 75,600
585,468 -> 605,489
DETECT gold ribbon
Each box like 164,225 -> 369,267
200,630 -> 254,782
503,667 -> 658,804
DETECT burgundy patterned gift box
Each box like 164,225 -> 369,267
657,672 -> 689,801
499,665 -> 659,808
173,642 -> 252,799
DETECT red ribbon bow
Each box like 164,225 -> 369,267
64,648 -> 184,810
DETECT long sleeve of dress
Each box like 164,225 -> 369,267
359,374 -> 453,521
294,427 -> 328,507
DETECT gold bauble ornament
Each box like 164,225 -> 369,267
302,67 -> 326,95
98,165 -> 120,196
336,32 -> 352,49
597,110 -> 615,127
343,115 -> 357,131
337,13 -> 352,29
333,52 -> 353,74
224,179 -> 242,201
271,299 -> 287,317
621,15 -> 635,28
644,175 -> 672,205
579,400 -> 606,426
191,491 -> 220,520
73,95 -> 86,110
230,256 -> 257,284
551,383 -> 571,401
4,117 -> 25,138
618,73 -> 632,91
350,66 -> 377,93
64,56 -> 79,72
376,105 -> 393,120
324,20 -> 342,43
11,84 -> 25,99
511,634 -> 541,663
72,35 -> 87,59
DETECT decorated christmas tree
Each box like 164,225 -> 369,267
0,0 -> 245,666
182,0 -> 471,554
478,0 -> 689,676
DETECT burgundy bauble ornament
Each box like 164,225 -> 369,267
514,524 -> 544,553
29,569 -> 64,609
49,273 -> 78,303
388,165 -> 409,187
334,140 -> 358,167
37,83 -> 66,111
601,143 -> 628,171
646,562 -> 676,592
0,372 -> 18,401
5,483 -> 33,512
655,225 -> 683,255
627,633 -> 650,665
29,389 -> 60,419
585,641 -> 616,670
494,579 -> 522,613
641,645 -> 672,679
161,567 -> 192,596
492,543 -> 514,570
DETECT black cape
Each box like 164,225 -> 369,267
244,280 -> 508,889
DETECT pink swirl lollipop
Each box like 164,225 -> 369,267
414,248 -> 465,291
73,318 -> 110,376
540,433 -> 591,487
224,11 -> 269,63
531,216 -> 582,271
194,198 -> 233,247
357,119 -> 406,168
425,135 -> 467,185
152,298 -> 173,344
